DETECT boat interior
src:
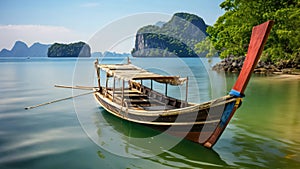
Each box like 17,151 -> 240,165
102,80 -> 190,111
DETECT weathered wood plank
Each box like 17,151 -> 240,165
231,20 -> 274,95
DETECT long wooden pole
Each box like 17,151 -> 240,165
54,85 -> 95,90
112,76 -> 116,102
185,76 -> 189,103
25,91 -> 94,110
121,79 -> 125,106
105,74 -> 109,89
94,59 -> 101,90
165,83 -> 168,96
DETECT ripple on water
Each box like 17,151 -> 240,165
0,126 -> 85,164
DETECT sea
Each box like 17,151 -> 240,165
0,57 -> 299,169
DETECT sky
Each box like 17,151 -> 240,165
0,0 -> 224,52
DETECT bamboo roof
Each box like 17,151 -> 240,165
98,64 -> 186,85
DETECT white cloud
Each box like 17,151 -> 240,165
0,25 -> 87,50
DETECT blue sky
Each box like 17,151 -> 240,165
0,0 -> 224,52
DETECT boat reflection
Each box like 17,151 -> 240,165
93,107 -> 229,168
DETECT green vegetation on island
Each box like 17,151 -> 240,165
195,0 -> 300,64
132,12 -> 208,57
48,42 -> 91,57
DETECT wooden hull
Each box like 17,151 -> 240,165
93,85 -> 241,148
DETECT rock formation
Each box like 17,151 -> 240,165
132,12 -> 208,57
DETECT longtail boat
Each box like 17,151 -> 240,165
93,21 -> 274,148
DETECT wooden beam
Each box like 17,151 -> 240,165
54,85 -> 95,90
231,20 -> 274,96
112,76 -> 116,102
121,79 -> 125,106
105,73 -> 109,89
165,83 -> 168,96
94,59 -> 101,89
185,76 -> 189,103
25,91 -> 94,110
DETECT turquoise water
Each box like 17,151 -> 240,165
0,57 -> 299,168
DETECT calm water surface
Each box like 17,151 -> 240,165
0,57 -> 299,169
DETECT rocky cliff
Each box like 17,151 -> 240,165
132,12 -> 208,57
47,42 -> 91,57
213,55 -> 300,74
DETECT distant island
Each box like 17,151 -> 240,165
0,41 -> 130,58
48,42 -> 91,57
0,41 -> 50,57
131,12 -> 208,57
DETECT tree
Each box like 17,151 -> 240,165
195,0 -> 300,63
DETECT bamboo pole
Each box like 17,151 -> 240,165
105,74 -> 109,89
127,57 -> 131,64
105,73 -> 109,97
94,59 -> 101,90
112,76 -> 116,102
97,68 -> 101,90
121,79 -> 125,106
165,83 -> 168,96
185,76 -> 189,103
54,85 -> 95,90
25,91 -> 94,110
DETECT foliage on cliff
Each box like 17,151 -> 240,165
132,12 -> 208,57
195,0 -> 300,63
48,42 -> 91,57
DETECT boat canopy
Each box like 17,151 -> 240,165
97,64 -> 187,85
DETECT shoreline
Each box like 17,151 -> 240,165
268,74 -> 300,81
213,55 -> 299,76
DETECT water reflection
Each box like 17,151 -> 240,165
94,107 -> 230,168
216,123 -> 300,168
214,75 -> 300,168
1,58 -> 298,168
